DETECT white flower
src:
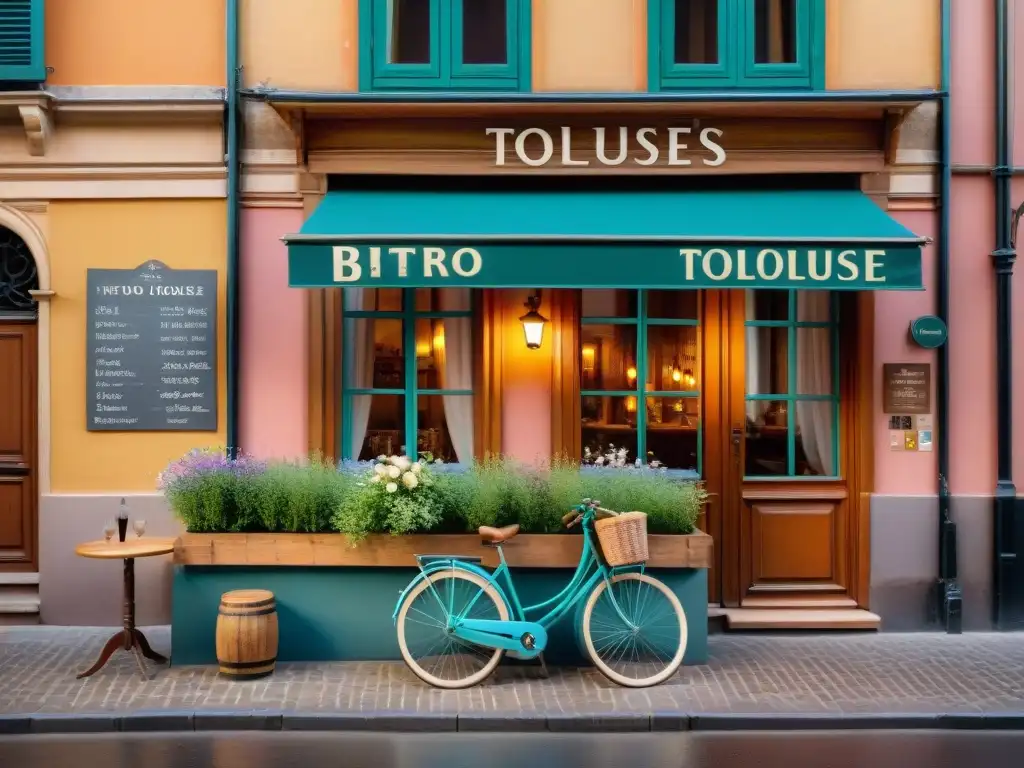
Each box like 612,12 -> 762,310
376,455 -> 386,462
402,471 -> 419,489
595,456 -> 606,466
393,456 -> 412,472
385,482 -> 398,493
411,461 -> 422,474
374,463 -> 387,476
387,465 -> 401,479
388,455 -> 400,465
634,458 -> 641,467
369,474 -> 381,483
434,458 -> 444,465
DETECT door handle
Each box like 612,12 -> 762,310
0,461 -> 29,474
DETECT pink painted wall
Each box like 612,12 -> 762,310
874,211 -> 939,495
500,289 -> 552,462
947,0 -> 998,495
239,207 -> 309,459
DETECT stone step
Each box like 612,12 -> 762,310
0,576 -> 41,626
724,608 -> 881,630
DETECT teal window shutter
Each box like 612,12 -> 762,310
649,0 -> 824,92
360,0 -> 529,92
0,0 -> 45,83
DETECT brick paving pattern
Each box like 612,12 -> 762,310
1,626 -> 1023,717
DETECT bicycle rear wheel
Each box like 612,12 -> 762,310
396,569 -> 508,689
580,572 -> 687,687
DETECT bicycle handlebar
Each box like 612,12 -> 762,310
563,500 -> 619,528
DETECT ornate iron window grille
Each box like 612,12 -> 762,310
0,227 -> 39,317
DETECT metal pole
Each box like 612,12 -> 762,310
991,0 -> 1018,629
937,0 -> 960,633
225,0 -> 241,457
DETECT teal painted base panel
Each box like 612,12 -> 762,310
171,566 -> 708,667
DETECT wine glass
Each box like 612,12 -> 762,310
102,519 -> 116,542
132,519 -> 147,539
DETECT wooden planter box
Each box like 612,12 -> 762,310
173,530 -> 713,569
170,531 -> 713,668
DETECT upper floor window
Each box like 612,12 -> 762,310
0,0 -> 46,83
650,0 -> 824,91
360,0 -> 530,91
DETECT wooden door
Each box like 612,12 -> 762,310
0,321 -> 37,571
717,290 -> 861,609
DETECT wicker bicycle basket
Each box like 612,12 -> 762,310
594,511 -> 649,567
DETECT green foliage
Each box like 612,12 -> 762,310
162,449 -> 706,538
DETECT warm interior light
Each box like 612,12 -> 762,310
684,368 -> 696,388
625,396 -> 637,413
581,344 -> 596,374
672,368 -> 682,383
519,292 -> 548,350
626,365 -> 638,381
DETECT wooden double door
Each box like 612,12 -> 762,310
0,320 -> 37,572
699,290 -> 870,610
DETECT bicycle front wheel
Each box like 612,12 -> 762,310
581,572 -> 687,687
396,569 -> 509,689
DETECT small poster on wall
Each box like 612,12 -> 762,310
882,363 -> 931,414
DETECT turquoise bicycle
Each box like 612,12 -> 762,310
393,498 -> 688,689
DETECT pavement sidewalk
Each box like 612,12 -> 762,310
1,626 -> 1023,733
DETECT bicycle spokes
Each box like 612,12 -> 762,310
396,570 -> 508,688
582,574 -> 687,687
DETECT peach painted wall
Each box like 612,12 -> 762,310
532,0 -> 645,92
500,290 -> 552,462
948,0 -> 998,496
825,0 -> 940,91
874,210 -> 938,496
48,201 -> 227,492
239,208 -> 309,459
240,0 -> 358,90
46,0 -> 225,86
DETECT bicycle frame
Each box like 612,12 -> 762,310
394,509 -> 644,656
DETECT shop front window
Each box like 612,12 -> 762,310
362,0 -> 528,91
744,289 -> 839,478
651,0 -> 823,91
342,288 -> 474,464
580,290 -> 701,475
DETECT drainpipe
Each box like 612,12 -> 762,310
225,0 -> 241,457
991,0 -> 1017,629
937,0 -> 961,633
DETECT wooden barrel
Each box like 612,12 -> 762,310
216,589 -> 278,678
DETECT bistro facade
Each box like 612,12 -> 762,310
249,98 -> 929,628
8,0 -> 1024,635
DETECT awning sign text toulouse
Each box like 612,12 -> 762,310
286,244 -> 924,291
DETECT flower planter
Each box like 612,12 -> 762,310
170,531 -> 712,667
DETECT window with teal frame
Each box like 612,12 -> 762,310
341,288 -> 475,464
649,0 -> 825,91
579,290 -> 701,477
743,289 -> 840,479
359,0 -> 531,91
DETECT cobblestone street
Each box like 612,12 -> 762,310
1,626 -> 1023,723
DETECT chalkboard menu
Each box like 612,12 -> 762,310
86,261 -> 218,431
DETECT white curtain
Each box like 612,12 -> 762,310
438,289 -> 473,464
795,291 -> 833,475
344,288 -> 375,459
744,291 -> 763,423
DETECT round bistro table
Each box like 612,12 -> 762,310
74,537 -> 177,679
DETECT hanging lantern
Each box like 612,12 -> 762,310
519,291 -> 548,350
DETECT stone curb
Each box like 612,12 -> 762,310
1,711 -> 1023,735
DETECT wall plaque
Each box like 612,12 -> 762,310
882,363 -> 931,415
86,261 -> 218,431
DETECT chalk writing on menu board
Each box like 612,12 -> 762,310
86,260 -> 218,431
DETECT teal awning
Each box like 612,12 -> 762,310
284,189 -> 926,290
